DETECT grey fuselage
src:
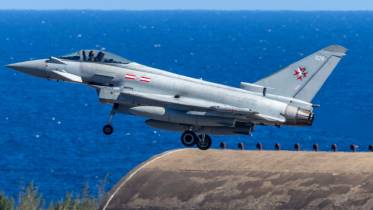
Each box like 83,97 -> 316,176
50,59 -> 313,133
7,51 -> 320,135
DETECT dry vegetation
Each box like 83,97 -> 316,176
0,181 -> 107,210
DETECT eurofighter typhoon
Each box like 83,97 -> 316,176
6,45 -> 347,150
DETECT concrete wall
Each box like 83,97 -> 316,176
100,149 -> 373,210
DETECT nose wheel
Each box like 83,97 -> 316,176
102,104 -> 117,135
181,131 -> 212,150
103,124 -> 114,135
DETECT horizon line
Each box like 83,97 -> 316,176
0,9 -> 373,12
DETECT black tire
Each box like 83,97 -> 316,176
181,131 -> 197,147
103,124 -> 114,135
196,134 -> 212,150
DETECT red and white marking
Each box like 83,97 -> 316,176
125,74 -> 136,80
293,66 -> 308,80
139,76 -> 151,83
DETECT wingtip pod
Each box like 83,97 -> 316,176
323,45 -> 348,57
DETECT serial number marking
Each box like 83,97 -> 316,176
315,55 -> 326,62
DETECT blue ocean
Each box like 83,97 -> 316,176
0,11 -> 372,201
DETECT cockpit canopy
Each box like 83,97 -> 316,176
58,50 -> 131,64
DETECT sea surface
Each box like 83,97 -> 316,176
0,11 -> 372,201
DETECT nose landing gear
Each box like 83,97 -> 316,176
181,131 -> 212,150
103,104 -> 118,135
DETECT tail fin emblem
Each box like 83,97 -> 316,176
293,66 -> 308,80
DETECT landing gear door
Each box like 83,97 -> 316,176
98,87 -> 121,104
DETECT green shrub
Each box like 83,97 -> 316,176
0,192 -> 14,210
0,181 -> 104,210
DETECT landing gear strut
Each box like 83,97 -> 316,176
103,104 -> 118,135
181,131 -> 212,150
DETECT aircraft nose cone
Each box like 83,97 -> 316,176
6,59 -> 47,78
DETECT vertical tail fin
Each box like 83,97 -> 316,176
255,45 -> 347,102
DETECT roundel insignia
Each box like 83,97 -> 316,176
293,66 -> 308,80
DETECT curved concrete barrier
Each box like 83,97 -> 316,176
100,149 -> 373,210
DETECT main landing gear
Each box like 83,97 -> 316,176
102,104 -> 211,150
181,131 -> 212,150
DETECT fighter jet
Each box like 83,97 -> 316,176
6,45 -> 347,150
